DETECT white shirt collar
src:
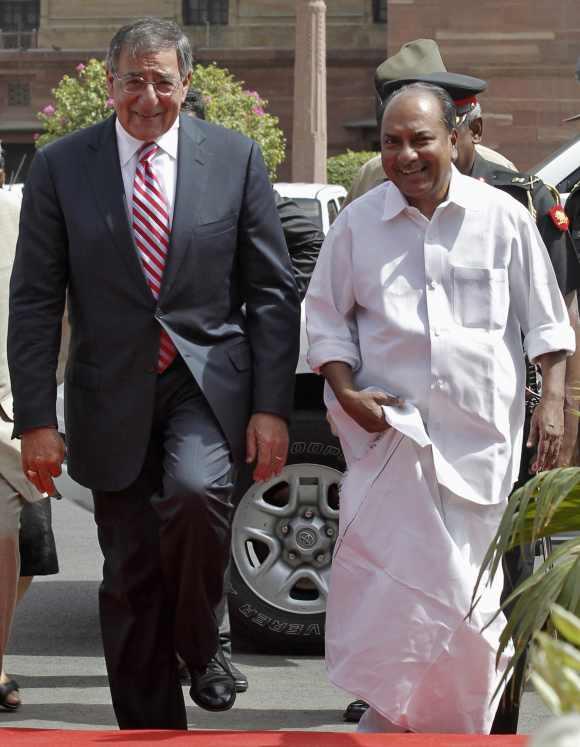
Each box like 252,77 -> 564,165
382,164 -> 481,222
115,115 -> 180,167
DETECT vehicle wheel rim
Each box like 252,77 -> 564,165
231,463 -> 342,615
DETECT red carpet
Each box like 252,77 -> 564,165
0,729 -> 528,746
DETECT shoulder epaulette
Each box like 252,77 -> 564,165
490,171 -> 540,190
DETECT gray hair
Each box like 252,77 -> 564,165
106,17 -> 193,79
384,82 -> 457,133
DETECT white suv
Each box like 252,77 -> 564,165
532,134 -> 580,204
274,182 -> 346,235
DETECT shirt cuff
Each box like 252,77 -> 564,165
307,341 -> 361,374
525,323 -> 576,363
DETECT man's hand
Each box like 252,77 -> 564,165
21,427 -> 66,496
246,413 -> 289,482
338,388 -> 403,433
528,396 -> 564,473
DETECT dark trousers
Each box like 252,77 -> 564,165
216,562 -> 233,657
93,358 -> 235,730
491,414 -> 535,735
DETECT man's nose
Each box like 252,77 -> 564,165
138,82 -> 159,105
398,142 -> 418,165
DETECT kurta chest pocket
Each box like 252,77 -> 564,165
451,266 -> 508,331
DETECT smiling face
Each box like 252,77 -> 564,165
106,46 -> 190,141
380,90 -> 457,218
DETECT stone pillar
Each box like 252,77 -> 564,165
292,0 -> 327,183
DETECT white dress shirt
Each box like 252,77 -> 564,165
115,117 -> 179,226
306,166 -> 575,505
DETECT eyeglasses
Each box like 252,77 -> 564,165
113,74 -> 182,97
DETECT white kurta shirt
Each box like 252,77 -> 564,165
306,166 -> 575,505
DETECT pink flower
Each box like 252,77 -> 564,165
252,106 -> 265,117
32,133 -> 39,141
244,89 -> 260,100
76,63 -> 86,73
42,104 -> 55,116
105,97 -> 114,108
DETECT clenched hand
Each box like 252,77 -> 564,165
339,388 -> 403,433
21,427 -> 66,496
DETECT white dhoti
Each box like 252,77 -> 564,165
325,402 -> 513,734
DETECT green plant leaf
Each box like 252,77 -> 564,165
551,604 -> 580,647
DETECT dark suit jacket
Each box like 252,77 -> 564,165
8,114 -> 300,492
274,191 -> 323,301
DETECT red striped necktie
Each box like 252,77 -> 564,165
132,141 -> 177,373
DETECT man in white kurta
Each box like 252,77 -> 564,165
306,83 -> 575,734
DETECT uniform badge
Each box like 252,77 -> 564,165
548,205 -> 570,231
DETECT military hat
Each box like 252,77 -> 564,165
374,39 -> 487,103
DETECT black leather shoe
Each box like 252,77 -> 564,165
343,699 -> 369,723
229,661 -> 249,693
190,650 -> 236,712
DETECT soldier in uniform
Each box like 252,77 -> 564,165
343,39 -> 515,207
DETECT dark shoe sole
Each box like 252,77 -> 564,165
190,687 -> 236,712
234,679 -> 248,694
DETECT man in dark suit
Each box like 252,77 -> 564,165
8,17 -> 300,730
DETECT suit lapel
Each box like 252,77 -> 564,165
160,115 -> 208,302
85,116 -> 153,304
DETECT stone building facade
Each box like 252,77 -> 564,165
388,0 -> 580,173
0,1 -> 579,181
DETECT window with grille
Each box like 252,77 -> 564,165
183,0 -> 229,25
7,81 -> 30,106
0,1 -> 40,31
372,0 -> 387,23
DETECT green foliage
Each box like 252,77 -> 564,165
470,467 -> 580,698
531,604 -> 580,714
190,63 -> 285,180
36,59 -> 112,149
327,150 -> 379,191
36,59 -> 285,179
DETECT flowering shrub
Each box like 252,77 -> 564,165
36,59 -> 113,149
36,59 -> 285,179
189,63 -> 284,180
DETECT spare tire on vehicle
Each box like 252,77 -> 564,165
229,409 -> 345,653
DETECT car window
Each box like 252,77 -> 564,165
291,197 -> 323,231
557,165 -> 580,195
328,200 -> 339,226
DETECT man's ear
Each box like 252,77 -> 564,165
450,127 -> 458,159
471,117 -> 483,145
106,70 -> 115,98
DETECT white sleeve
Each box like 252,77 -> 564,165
509,207 -> 575,361
305,213 -> 361,373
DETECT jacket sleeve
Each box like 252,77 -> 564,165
8,148 -> 67,436
533,182 -> 580,297
238,144 -> 300,420
274,192 -> 323,301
